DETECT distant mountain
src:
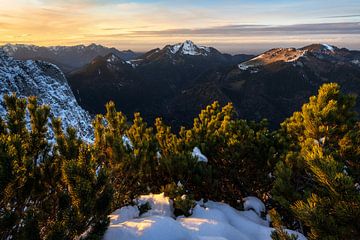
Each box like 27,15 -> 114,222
2,40 -> 359,131
68,40 -> 253,127
0,43 -> 139,73
219,44 -> 360,127
0,50 -> 93,140
132,40 -> 251,65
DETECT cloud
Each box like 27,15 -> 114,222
321,14 -> 360,19
92,22 -> 360,37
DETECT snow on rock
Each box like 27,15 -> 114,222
238,63 -> 251,70
169,40 -> 211,56
104,193 -> 307,240
192,147 -> 208,163
322,43 -> 334,52
243,196 -> 265,217
239,48 -> 307,70
0,50 -> 93,141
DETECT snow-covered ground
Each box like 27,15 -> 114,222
103,193 -> 306,240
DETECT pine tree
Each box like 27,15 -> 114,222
0,95 -> 113,239
270,209 -> 299,240
184,101 -> 275,204
272,83 -> 360,239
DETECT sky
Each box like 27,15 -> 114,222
0,0 -> 360,54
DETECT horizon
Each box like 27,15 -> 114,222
1,0 -> 360,54
2,40 -> 360,56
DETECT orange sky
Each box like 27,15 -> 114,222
1,0 -> 360,53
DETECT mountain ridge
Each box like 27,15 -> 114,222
0,43 -> 139,73
68,42 -> 360,129
0,50 -> 93,140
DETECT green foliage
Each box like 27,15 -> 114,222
0,94 -> 112,240
173,194 -> 196,217
272,83 -> 360,239
3,83 -> 360,239
184,101 -> 276,204
269,209 -> 298,240
161,182 -> 196,217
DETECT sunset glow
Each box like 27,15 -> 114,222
1,0 -> 360,53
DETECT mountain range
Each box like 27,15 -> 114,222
68,40 -> 254,128
67,41 -> 360,129
0,43 -> 138,73
1,41 -> 360,130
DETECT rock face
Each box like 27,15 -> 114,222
0,50 -> 93,141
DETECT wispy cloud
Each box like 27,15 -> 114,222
321,14 -> 360,19
121,22 -> 360,36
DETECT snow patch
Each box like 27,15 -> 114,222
242,196 -> 265,217
192,147 -> 208,162
104,193 -> 306,240
136,193 -> 174,218
110,206 -> 140,224
122,135 -> 133,149
351,59 -> 360,66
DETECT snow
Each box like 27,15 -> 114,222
110,206 -> 140,224
136,193 -> 174,218
107,54 -> 119,63
322,44 -> 334,52
126,60 -> 137,68
169,40 -> 210,56
104,193 -> 307,240
238,63 -> 251,70
243,196 -> 265,216
104,216 -> 193,240
192,147 -> 208,163
239,48 -> 307,71
170,43 -> 182,54
0,51 -> 93,142
351,59 -> 360,66
122,135 -> 133,149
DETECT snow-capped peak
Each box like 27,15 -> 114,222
168,40 -> 211,56
238,48 -> 307,70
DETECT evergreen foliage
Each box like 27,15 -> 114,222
1,82 -> 360,239
272,83 -> 360,239
270,208 -> 299,240
0,94 -> 112,239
